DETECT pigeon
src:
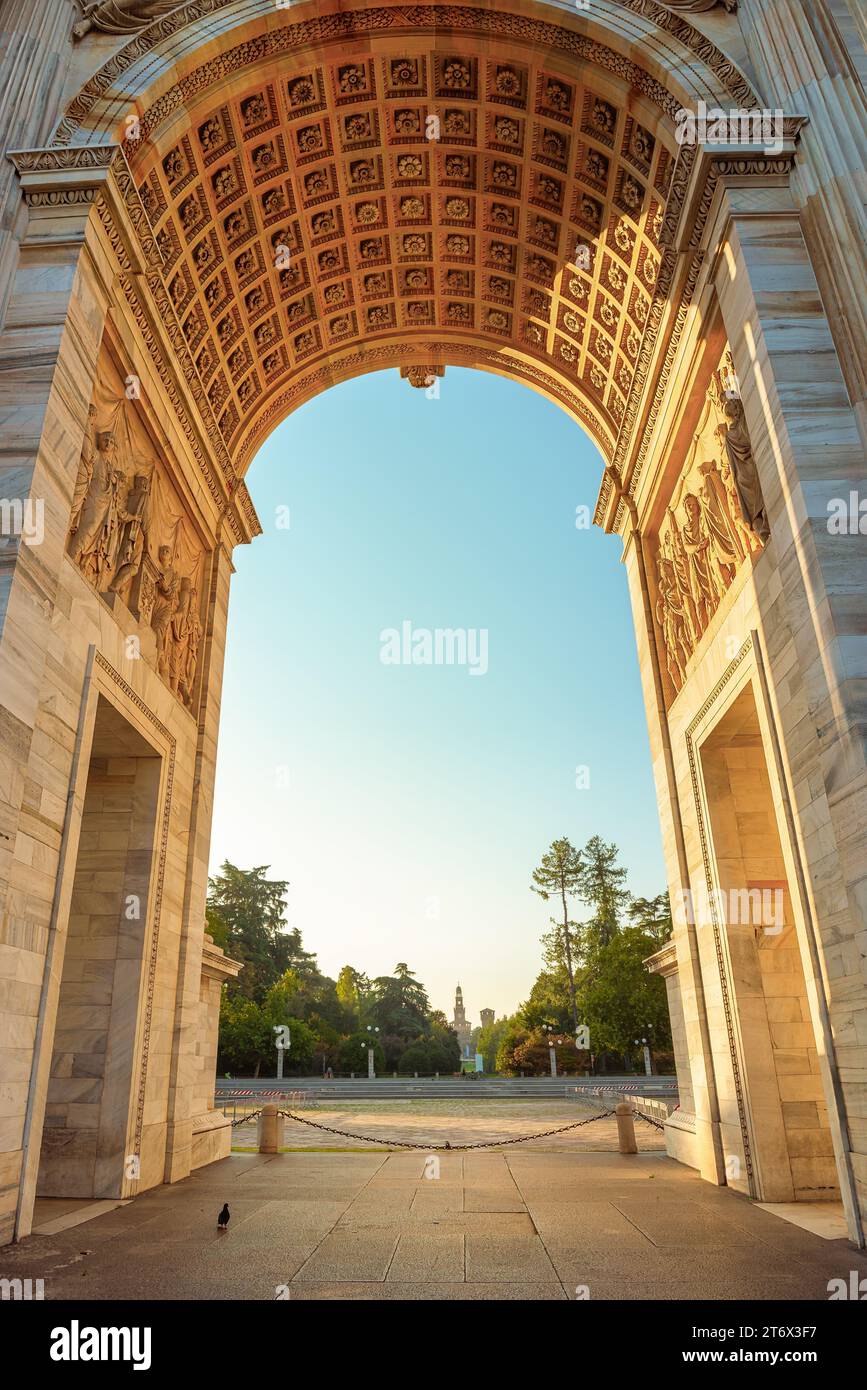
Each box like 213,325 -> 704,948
217,1203 -> 230,1231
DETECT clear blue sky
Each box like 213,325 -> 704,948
209,366 -> 666,1024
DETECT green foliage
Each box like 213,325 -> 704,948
336,965 -> 368,1029
217,968 -> 318,1075
495,1022 -> 529,1076
205,904 -> 229,951
578,834 -> 630,952
218,993 -> 273,1076
530,837 -> 584,1029
207,862 -> 292,1000
427,1024 -> 461,1073
526,835 -> 673,1070
368,962 -> 430,1039
520,968 -> 575,1032
397,1040 -> 432,1075
338,1032 -> 385,1075
477,1014 -> 517,1073
627,892 -> 673,947
577,925 -> 672,1060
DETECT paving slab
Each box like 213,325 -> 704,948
292,1229 -> 400,1282
5,1142 -> 866,1301
386,1232 -> 466,1282
465,1233 -> 560,1284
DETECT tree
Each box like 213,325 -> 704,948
397,1045 -> 430,1073
217,967 -> 325,1075
578,835 -> 629,951
520,967 -> 575,1033
338,1032 -> 385,1076
477,1014 -> 516,1073
207,862 -> 291,1000
218,993 -> 272,1076
368,962 -> 430,1038
336,965 -> 368,1029
530,837 -> 583,1030
512,1031 -> 588,1077
495,1021 -> 530,1076
628,892 -> 673,947
427,1022 -> 461,1072
577,926 -> 672,1063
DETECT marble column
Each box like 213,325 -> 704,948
707,166 -> 867,1237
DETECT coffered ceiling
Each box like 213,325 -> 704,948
127,30 -> 679,469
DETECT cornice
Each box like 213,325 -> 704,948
53,1 -> 759,148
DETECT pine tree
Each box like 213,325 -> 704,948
578,835 -> 629,950
530,837 -> 583,1031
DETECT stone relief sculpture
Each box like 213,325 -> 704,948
72,1 -> 183,39
69,405 -> 97,537
69,426 -> 117,584
181,588 -> 202,707
151,544 -> 180,680
652,354 -> 765,694
718,395 -> 771,544
67,384 -> 205,709
108,473 -> 151,595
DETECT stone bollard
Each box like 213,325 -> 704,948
616,1102 -> 637,1155
258,1102 -> 284,1154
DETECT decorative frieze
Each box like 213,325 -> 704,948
69,352 -> 207,711
650,351 -> 765,694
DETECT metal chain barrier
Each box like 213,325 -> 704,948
634,1110 -> 665,1130
230,1108 -> 263,1127
274,1107 -> 618,1150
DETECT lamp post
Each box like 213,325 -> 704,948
634,1033 -> 652,1077
542,1023 -> 565,1078
366,1025 -> 380,1079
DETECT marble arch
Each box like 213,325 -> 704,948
0,0 -> 866,1251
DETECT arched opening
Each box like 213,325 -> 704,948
207,367 -> 667,1015
2,0 -> 864,1254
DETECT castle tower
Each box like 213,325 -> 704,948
451,984 -> 472,1054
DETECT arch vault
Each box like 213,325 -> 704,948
0,0 -> 866,1249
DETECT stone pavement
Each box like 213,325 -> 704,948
229,1099 -> 667,1152
4,1149 -> 866,1301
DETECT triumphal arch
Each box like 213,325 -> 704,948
0,0 -> 864,1247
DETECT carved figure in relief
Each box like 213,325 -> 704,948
680,492 -> 720,629
653,356 -> 767,695
69,430 -> 117,582
655,556 -> 692,689
108,473 -> 151,596
169,577 -> 191,697
70,406 -> 98,537
698,461 -> 741,586
151,544 -> 179,678
72,1 -> 181,40
718,395 -> 770,543
181,587 -> 202,708
663,516 -> 700,644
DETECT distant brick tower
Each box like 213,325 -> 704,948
452,984 -> 473,1054
479,1008 -> 495,1029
